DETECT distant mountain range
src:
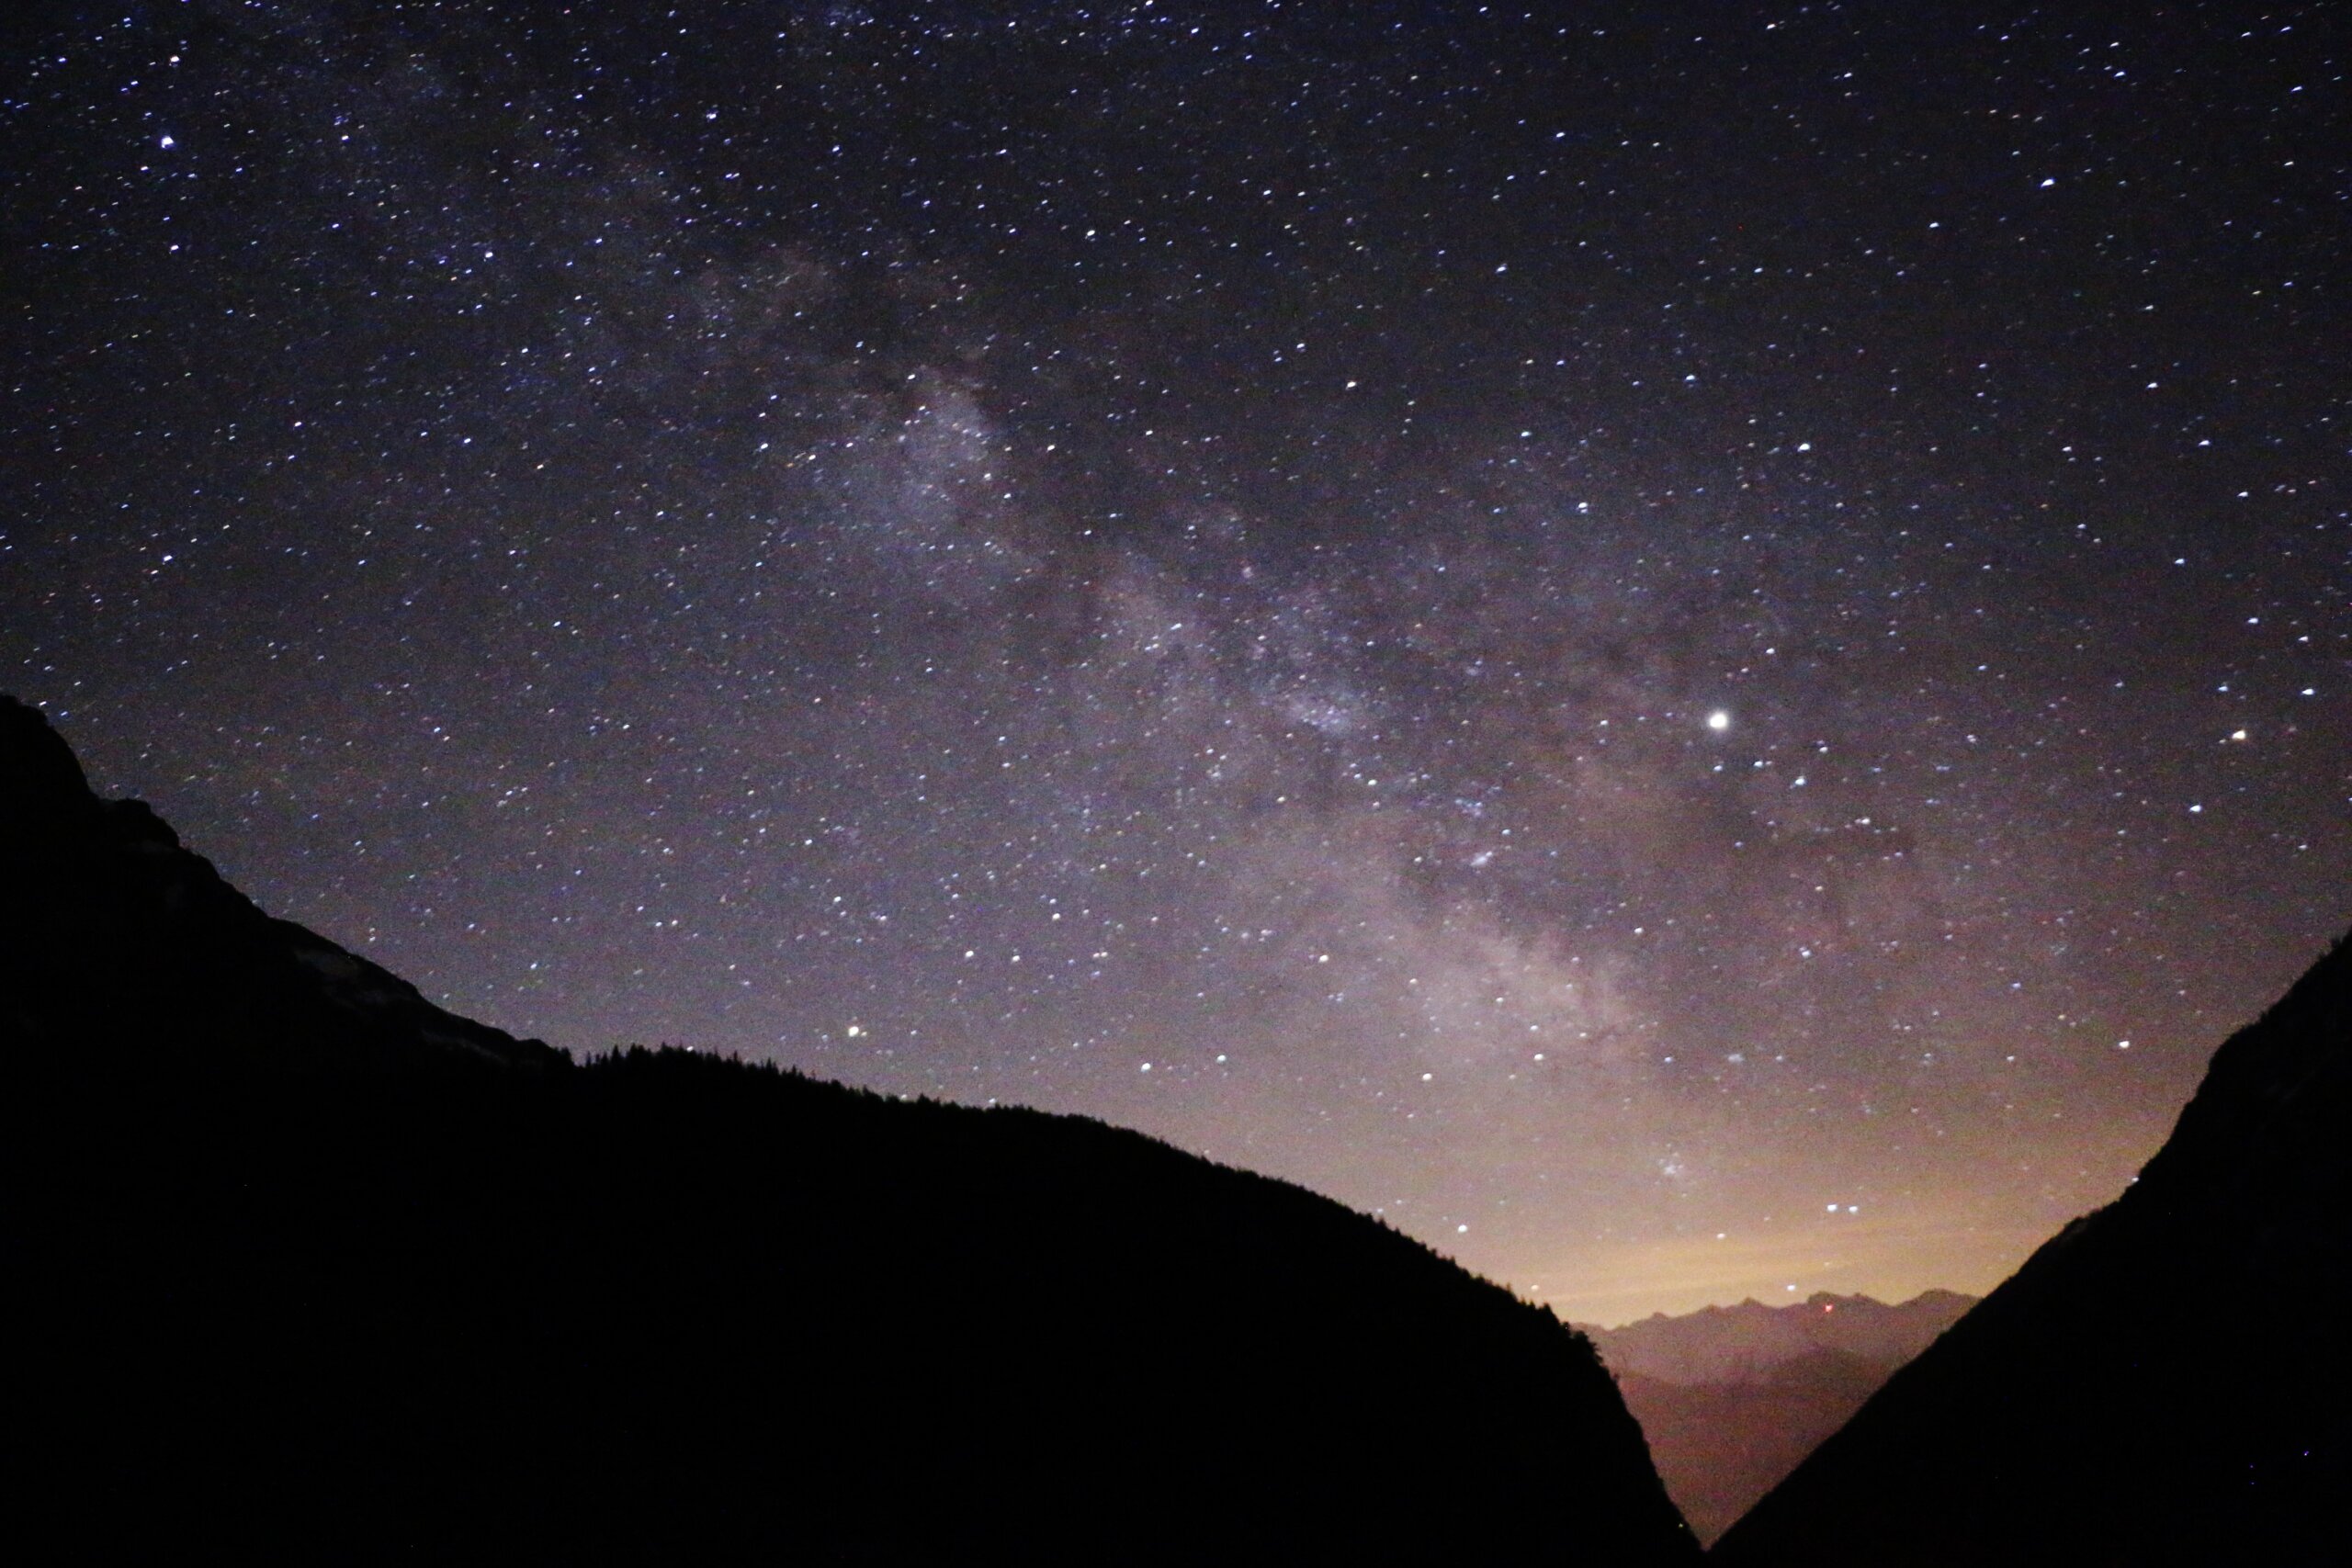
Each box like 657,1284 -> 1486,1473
0,695 -> 1697,1563
1714,931 -> 2350,1564
1576,1290 -> 1975,1544
1579,1288 -> 1976,1386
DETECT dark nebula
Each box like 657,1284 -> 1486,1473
5,0 -> 2343,1320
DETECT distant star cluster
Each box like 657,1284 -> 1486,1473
5,1 -> 2344,1321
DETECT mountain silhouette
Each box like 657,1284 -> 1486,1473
1713,931 -> 2351,1564
1579,1289 -> 1975,1388
1577,1291 -> 1974,1544
0,695 -> 1698,1564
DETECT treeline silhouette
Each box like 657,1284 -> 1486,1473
0,695 -> 1697,1564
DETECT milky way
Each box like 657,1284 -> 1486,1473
6,0 -> 2345,1320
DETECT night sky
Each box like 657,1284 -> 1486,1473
6,0 -> 2345,1323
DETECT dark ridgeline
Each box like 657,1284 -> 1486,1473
1714,931 -> 2351,1565
0,696 -> 1697,1564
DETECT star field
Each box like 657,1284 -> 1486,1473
5,0 -> 2344,1321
